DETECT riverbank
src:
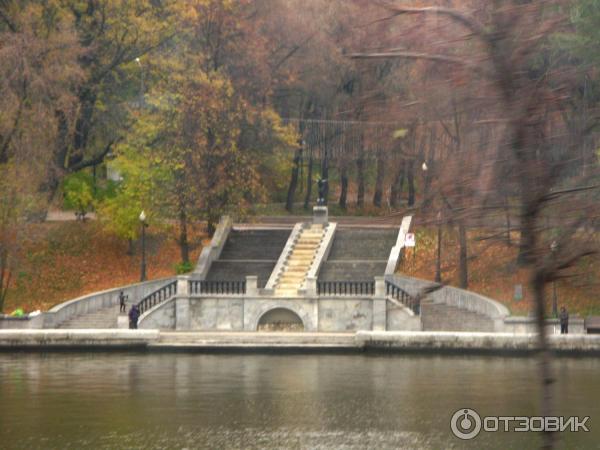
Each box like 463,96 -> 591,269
1,330 -> 600,355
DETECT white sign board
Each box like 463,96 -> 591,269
405,233 -> 416,248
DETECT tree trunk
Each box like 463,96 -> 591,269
303,149 -> 313,210
127,238 -> 134,256
458,219 -> 468,289
407,160 -> 415,207
286,146 -> 302,212
178,202 -> 190,265
321,151 -> 329,205
0,248 -> 11,313
533,269 -> 555,450
504,194 -> 511,245
435,215 -> 442,283
339,166 -> 348,209
356,154 -> 365,208
389,161 -> 405,208
517,199 -> 536,266
373,153 -> 385,207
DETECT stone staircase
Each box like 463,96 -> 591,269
205,229 -> 290,288
317,228 -> 394,282
318,261 -> 388,281
420,302 -> 494,332
59,304 -> 125,329
274,224 -> 325,296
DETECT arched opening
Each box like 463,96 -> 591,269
257,308 -> 304,332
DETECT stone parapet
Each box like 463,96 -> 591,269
193,215 -> 233,279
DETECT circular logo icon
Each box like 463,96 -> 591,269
451,408 -> 482,440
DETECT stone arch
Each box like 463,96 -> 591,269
257,307 -> 305,332
248,300 -> 316,331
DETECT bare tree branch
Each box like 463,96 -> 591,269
0,7 -> 17,33
350,51 -> 487,75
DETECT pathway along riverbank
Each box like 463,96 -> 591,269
1,330 -> 600,355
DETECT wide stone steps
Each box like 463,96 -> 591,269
218,229 -> 291,260
206,260 -> 276,288
318,261 -> 387,281
59,304 -> 124,329
327,228 -> 398,260
274,224 -> 325,296
205,228 -> 291,289
420,302 -> 494,332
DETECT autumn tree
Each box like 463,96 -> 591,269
0,1 -> 81,310
353,2 -> 600,448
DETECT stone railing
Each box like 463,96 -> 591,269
189,279 -> 246,296
384,215 -> 413,276
385,279 -> 420,314
193,215 -> 232,279
317,280 -> 375,296
137,280 -> 178,315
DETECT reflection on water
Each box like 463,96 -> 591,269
0,353 -> 598,449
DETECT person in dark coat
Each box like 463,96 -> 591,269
559,306 -> 569,334
119,291 -> 127,313
129,305 -> 140,329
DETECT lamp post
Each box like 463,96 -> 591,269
551,240 -> 558,317
140,210 -> 148,282
435,210 -> 442,283
135,57 -> 144,107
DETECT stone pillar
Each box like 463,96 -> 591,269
246,276 -> 258,297
373,299 -> 387,331
177,275 -> 190,296
374,276 -> 386,299
373,277 -> 387,331
305,276 -> 317,297
117,315 -> 129,329
175,275 -> 190,330
313,206 -> 328,225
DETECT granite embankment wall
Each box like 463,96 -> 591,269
2,330 -> 600,354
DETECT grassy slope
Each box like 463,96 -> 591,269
401,228 -> 600,316
5,221 -> 205,313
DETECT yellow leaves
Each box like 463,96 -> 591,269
393,128 -> 409,139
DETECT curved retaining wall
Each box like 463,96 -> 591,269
387,274 -> 510,331
46,277 -> 175,328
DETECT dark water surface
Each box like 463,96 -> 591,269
0,353 -> 598,449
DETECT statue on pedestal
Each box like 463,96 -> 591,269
317,177 -> 328,206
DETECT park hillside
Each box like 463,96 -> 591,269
1,0 -> 599,320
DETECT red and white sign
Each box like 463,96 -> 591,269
405,233 -> 416,247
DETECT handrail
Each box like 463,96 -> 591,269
317,280 -> 375,296
265,223 -> 304,289
137,280 -> 177,315
385,279 -> 420,314
385,215 -> 413,276
193,216 -> 233,279
189,280 -> 246,296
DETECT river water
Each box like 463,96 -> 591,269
0,353 -> 598,449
